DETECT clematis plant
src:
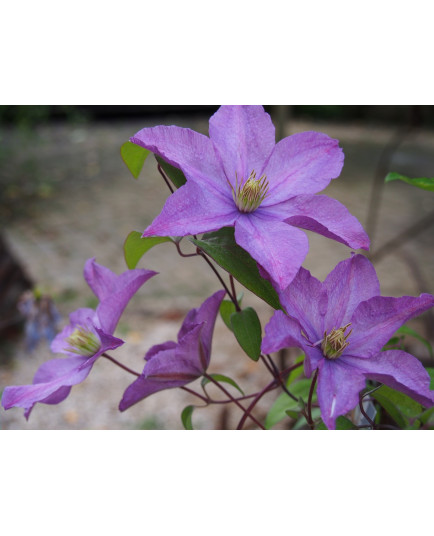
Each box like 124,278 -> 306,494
2,105 -> 433,431
1,258 -> 157,418
262,254 -> 434,429
131,105 -> 369,290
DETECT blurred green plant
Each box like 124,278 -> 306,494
0,105 -> 86,224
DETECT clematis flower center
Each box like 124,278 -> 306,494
321,323 -> 352,360
229,171 -> 269,213
66,325 -> 101,357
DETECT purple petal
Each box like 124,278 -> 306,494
261,132 -> 344,203
119,343 -> 201,411
142,181 -> 238,238
94,328 -> 124,354
317,358 -> 367,430
209,105 -> 275,183
84,258 -> 118,301
119,375 -> 189,412
177,290 -> 226,358
50,308 -> 98,356
96,267 -> 157,335
144,342 -> 203,380
277,267 -> 327,342
348,294 -> 434,358
283,195 -> 370,251
131,124 -> 228,194
261,310 -> 323,377
1,356 -> 93,418
234,215 -> 309,290
323,255 -> 380,330
343,350 -> 434,407
175,324 -> 210,372
145,341 -> 177,361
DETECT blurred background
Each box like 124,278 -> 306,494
1,105 -> 433,430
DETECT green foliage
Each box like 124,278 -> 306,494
220,300 -> 236,330
124,231 -> 172,269
385,172 -> 434,192
315,416 -> 358,430
286,355 -> 305,386
265,379 -> 315,429
121,141 -> 150,179
219,294 -> 243,331
181,405 -> 195,430
371,385 -> 422,429
155,155 -> 187,189
396,325 -> 433,359
230,307 -> 262,361
201,374 -> 244,396
191,227 -> 281,310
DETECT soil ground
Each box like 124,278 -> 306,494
1,114 -> 433,429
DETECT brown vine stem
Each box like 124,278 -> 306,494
157,162 -> 175,194
307,370 -> 318,429
103,353 -> 141,377
204,373 -> 265,429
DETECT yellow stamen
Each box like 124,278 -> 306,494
66,325 -> 101,357
229,170 -> 269,213
321,323 -> 352,360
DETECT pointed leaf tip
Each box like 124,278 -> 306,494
121,141 -> 150,179
124,231 -> 172,269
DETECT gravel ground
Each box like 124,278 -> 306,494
1,114 -> 433,430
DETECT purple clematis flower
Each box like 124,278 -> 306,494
261,254 -> 434,429
131,105 -> 369,290
1,258 -> 157,419
119,290 -> 225,411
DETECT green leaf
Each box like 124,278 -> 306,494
396,325 -> 433,359
181,405 -> 194,430
336,416 -> 358,430
292,408 -> 321,430
371,385 -> 422,429
155,155 -> 187,189
124,231 -> 172,269
191,227 -> 281,310
121,141 -> 150,179
286,354 -> 305,386
418,406 -> 434,425
426,368 -> 434,389
230,307 -> 262,361
385,172 -> 434,192
265,379 -> 315,429
219,294 -> 243,331
314,416 -> 357,430
219,300 -> 237,330
201,374 -> 244,396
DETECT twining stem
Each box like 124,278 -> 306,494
260,354 -> 275,376
157,163 -> 175,194
236,361 -> 304,430
204,373 -> 265,429
358,395 -> 377,430
236,380 -> 277,430
265,353 -> 298,402
229,275 -> 239,306
307,370 -> 318,429
181,386 -> 209,404
196,248 -> 241,311
175,241 -> 198,258
102,353 -> 141,377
